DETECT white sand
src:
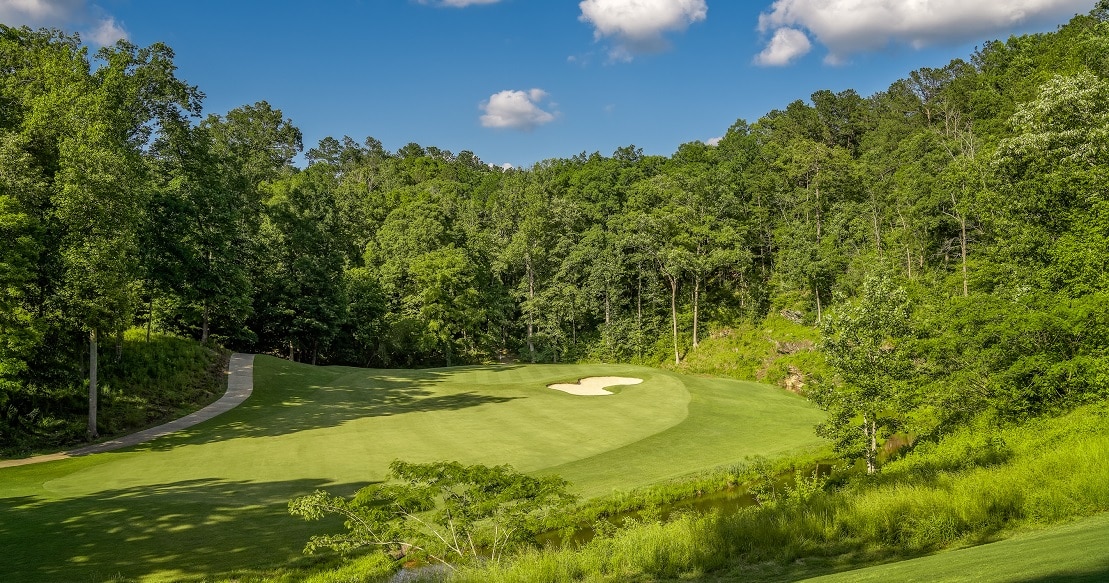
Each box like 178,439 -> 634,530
547,376 -> 643,396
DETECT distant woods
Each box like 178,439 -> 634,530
3,5 -> 1109,445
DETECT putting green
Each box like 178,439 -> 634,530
0,356 -> 824,582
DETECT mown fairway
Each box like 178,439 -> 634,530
0,356 -> 824,582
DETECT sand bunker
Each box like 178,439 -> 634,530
548,376 -> 643,396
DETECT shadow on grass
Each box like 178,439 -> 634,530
1014,571 -> 1109,583
133,364 -> 524,450
0,477 -> 371,583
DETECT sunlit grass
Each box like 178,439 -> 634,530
0,356 -> 824,582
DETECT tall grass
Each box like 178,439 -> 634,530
452,401 -> 1109,582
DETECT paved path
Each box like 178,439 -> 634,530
0,353 -> 255,469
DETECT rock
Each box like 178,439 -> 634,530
782,365 -> 806,394
780,309 -> 804,324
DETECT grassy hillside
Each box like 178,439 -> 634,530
1,330 -> 228,458
0,357 -> 824,582
665,314 -> 829,395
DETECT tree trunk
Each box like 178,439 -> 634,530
815,185 -> 822,243
669,276 -> 680,365
526,253 -> 535,363
201,303 -> 210,343
899,211 -> 912,279
814,284 -> 823,324
692,276 -> 700,349
872,202 -> 882,255
636,270 -> 642,325
604,289 -> 610,326
87,329 -> 99,441
864,413 -> 878,475
289,340 -> 295,362
147,296 -> 153,343
956,199 -> 969,297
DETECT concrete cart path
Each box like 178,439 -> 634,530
0,353 -> 255,469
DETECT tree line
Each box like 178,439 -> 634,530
3,4 -> 1109,446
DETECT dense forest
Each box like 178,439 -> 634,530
2,3 -> 1109,454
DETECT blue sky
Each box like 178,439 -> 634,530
0,0 -> 1095,168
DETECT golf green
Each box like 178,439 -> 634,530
0,356 -> 824,582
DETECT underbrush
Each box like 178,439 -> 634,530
1,329 -> 228,457
542,451 -> 831,537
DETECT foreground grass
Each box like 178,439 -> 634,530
450,401 -> 1109,582
798,512 -> 1109,583
0,357 -> 823,582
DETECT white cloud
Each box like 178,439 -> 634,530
0,0 -> 128,45
480,89 -> 558,130
418,0 -> 502,6
87,16 -> 126,45
757,0 -> 1090,65
0,0 -> 81,23
579,0 -> 707,61
705,136 -> 723,146
755,27 -> 812,66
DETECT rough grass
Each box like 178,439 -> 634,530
0,356 -> 824,582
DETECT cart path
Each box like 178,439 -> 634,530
0,353 -> 255,469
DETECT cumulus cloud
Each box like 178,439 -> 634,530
579,0 -> 707,61
480,89 -> 558,131
0,0 -> 128,44
757,0 -> 1090,65
755,27 -> 812,66
86,15 -> 126,45
705,136 -> 723,146
418,0 -> 502,6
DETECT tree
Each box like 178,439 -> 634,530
147,123 -> 252,343
253,166 -> 349,364
49,39 -> 200,439
993,72 -> 1109,295
0,133 -> 43,442
405,246 -> 484,366
815,274 -> 913,474
289,461 -> 575,568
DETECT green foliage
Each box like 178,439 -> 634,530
290,461 -> 576,568
815,274 -> 913,473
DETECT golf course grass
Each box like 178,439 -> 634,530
0,356 -> 825,582
798,513 -> 1109,583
